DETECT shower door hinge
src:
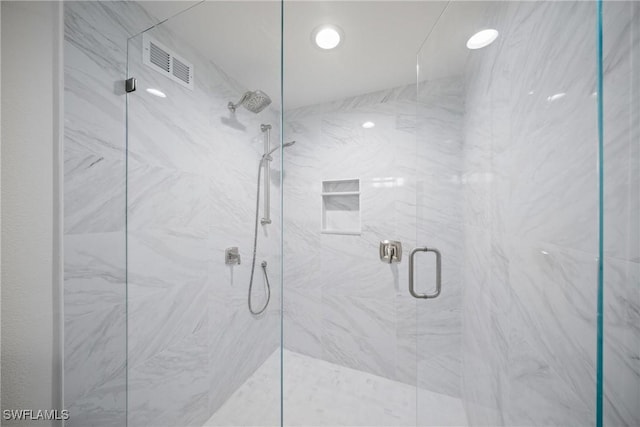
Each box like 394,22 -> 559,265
125,78 -> 137,93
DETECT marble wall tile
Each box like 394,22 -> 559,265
282,220 -> 321,290
503,2 -> 599,255
127,229 -> 209,368
416,354 -> 462,401
505,332 -> 592,427
128,328 -> 209,427
394,295 -> 418,386
285,84 -> 416,122
283,288 -> 324,358
64,303 -> 127,427
63,2 -> 154,422
459,225 -> 506,425
125,13 -> 282,426
460,1 -> 639,426
208,303 -> 280,416
283,77 -> 465,399
601,1 -> 640,262
65,1 -> 283,425
64,232 -> 126,315
126,35 -> 215,175
321,321 -> 396,380
64,6 -> 128,235
505,241 -> 597,426
65,2 -> 638,426
320,234 -> 397,299
64,232 -> 127,423
64,146 -> 126,234
127,159 -> 211,234
66,1 -> 156,47
603,257 -> 640,427
322,294 -> 395,343
64,232 -> 126,425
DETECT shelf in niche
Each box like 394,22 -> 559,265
321,179 -> 360,235
321,191 -> 360,196
320,229 -> 361,236
323,179 -> 359,193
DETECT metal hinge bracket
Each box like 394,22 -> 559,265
125,77 -> 137,93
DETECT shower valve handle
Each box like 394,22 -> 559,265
225,247 -> 241,265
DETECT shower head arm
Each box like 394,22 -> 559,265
228,92 -> 251,112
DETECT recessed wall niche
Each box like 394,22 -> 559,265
321,179 -> 361,235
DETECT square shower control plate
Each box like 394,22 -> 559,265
379,240 -> 402,264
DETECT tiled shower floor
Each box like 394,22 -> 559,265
204,349 -> 467,427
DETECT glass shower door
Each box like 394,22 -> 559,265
416,1 -> 606,426
118,1 -> 638,426
412,3 -> 470,422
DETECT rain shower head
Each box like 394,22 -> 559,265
228,90 -> 272,113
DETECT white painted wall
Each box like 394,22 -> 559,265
1,2 -> 63,425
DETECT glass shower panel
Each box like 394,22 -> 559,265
417,1 -> 601,426
126,2 -> 282,426
414,2 -> 477,424
281,2 -> 457,425
282,2 -> 415,425
601,1 -> 640,426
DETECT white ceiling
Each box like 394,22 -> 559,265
140,1 -> 489,109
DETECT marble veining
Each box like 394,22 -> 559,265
64,1 -> 638,426
64,2 -> 159,423
65,1 -> 282,426
125,14 -> 282,427
459,1 -> 639,426
283,75 -> 465,398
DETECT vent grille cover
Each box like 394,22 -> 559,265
172,57 -> 191,85
142,34 -> 194,90
149,42 -> 170,72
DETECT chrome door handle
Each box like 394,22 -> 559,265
408,246 -> 441,299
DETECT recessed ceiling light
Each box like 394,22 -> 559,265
362,121 -> 375,129
466,29 -> 499,50
146,88 -> 167,98
312,25 -> 343,50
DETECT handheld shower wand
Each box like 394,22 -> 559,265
247,125 -> 296,315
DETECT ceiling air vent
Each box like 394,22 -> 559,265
142,33 -> 194,90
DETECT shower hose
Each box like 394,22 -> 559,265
248,156 -> 271,315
